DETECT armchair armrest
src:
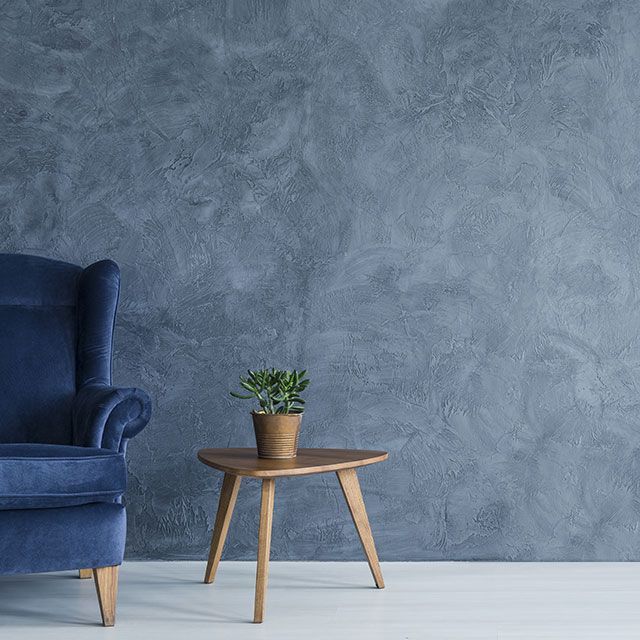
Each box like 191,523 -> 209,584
73,384 -> 152,452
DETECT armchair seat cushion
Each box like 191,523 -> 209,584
0,444 -> 127,510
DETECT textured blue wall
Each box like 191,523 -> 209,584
2,0 -> 640,560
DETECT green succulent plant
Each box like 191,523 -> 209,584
230,368 -> 309,414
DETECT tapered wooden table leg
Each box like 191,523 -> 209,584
204,473 -> 242,584
336,468 -> 385,588
254,478 -> 275,623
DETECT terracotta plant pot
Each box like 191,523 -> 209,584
252,412 -> 302,459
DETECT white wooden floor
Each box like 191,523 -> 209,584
2,561 -> 640,639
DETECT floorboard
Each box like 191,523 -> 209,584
2,561 -> 640,639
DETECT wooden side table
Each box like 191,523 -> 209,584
197,447 -> 388,623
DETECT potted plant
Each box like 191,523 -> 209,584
230,369 -> 310,459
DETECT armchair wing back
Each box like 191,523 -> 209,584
0,255 -> 119,443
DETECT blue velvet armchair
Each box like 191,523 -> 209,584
0,254 -> 151,626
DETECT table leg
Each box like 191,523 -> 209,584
336,468 -> 385,588
254,478 -> 275,623
204,473 -> 242,584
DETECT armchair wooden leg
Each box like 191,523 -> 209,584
79,568 -> 93,579
93,565 -> 119,627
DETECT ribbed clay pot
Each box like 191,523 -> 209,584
252,412 -> 302,459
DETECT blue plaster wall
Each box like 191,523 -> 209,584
2,0 -> 640,560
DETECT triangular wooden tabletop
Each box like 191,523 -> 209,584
197,448 -> 388,477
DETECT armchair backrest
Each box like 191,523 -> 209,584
0,255 -> 120,444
